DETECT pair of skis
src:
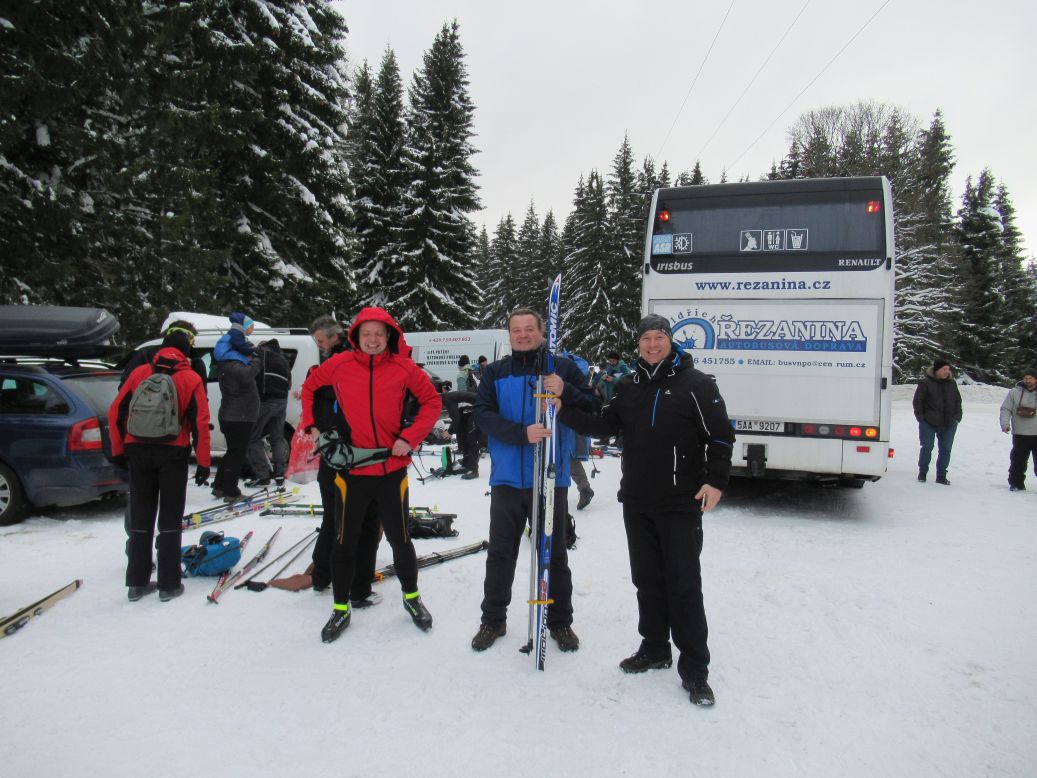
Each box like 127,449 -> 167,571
1,580 -> 82,638
521,274 -> 561,671
181,488 -> 300,531
206,527 -> 282,603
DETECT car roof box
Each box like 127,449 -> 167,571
0,305 -> 121,355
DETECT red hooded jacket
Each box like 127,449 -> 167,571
109,347 -> 212,467
300,308 -> 442,476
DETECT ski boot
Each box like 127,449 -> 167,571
321,605 -> 351,643
403,592 -> 433,631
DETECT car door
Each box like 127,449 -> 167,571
0,374 -> 74,503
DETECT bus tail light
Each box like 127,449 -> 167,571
797,423 -> 881,441
856,446 -> 870,453
866,200 -> 881,213
657,209 -> 671,222
849,427 -> 863,437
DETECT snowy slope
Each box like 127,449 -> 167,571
1,389 -> 1034,777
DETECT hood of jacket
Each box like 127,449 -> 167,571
151,346 -> 192,372
348,307 -> 411,357
633,345 -> 693,383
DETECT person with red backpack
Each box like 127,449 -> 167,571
109,330 -> 211,602
300,307 -> 442,643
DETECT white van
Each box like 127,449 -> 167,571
133,327 -> 320,453
405,329 -> 511,384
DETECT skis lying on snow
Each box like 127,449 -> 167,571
205,530 -> 254,596
374,541 -> 489,582
182,489 -> 300,531
1,580 -> 82,638
206,527 -> 282,603
520,274 -> 561,670
234,529 -> 320,592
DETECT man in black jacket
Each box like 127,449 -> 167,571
556,314 -> 734,706
245,339 -> 292,489
912,359 -> 963,485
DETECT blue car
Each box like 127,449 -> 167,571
0,360 -> 128,525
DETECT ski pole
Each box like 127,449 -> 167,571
235,529 -> 320,591
207,527 -> 282,603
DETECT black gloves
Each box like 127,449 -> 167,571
194,466 -> 211,486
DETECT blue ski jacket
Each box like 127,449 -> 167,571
473,347 -> 599,489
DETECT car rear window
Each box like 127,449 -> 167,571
61,373 -> 122,414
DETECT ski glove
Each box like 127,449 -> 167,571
194,466 -> 211,486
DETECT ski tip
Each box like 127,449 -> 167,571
73,579 -> 83,589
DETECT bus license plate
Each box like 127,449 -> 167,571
734,420 -> 785,433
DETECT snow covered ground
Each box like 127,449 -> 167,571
1,387 -> 1034,777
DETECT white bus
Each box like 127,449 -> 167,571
642,176 -> 895,485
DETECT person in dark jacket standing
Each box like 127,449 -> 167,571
555,314 -> 734,707
303,316 -> 382,607
213,340 -> 261,500
469,308 -> 599,653
912,359 -> 962,485
244,339 -> 292,489
301,307 -> 442,643
109,331 -> 211,602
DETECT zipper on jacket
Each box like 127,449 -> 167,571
673,445 -> 678,486
652,388 -> 661,427
367,354 -> 385,474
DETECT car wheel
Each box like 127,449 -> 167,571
0,462 -> 27,526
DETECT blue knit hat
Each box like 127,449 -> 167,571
229,311 -> 254,329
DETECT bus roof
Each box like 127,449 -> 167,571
656,175 -> 887,201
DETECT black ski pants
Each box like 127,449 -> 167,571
331,468 -> 417,605
623,503 -> 710,682
313,458 -> 380,597
215,419 -> 253,498
125,444 -> 189,591
480,485 -> 573,629
1008,434 -> 1037,487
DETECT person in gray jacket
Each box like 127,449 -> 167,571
245,339 -> 292,489
999,368 -> 1037,491
213,351 -> 262,500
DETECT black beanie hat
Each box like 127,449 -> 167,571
932,358 -> 950,372
161,330 -> 192,358
458,354 -> 470,368
636,314 -> 672,340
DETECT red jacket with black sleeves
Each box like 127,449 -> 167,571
108,347 -> 212,467
300,308 -> 442,477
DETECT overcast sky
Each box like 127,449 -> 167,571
334,0 -> 1035,258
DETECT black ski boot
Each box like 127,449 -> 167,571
351,591 -> 383,609
403,593 -> 433,631
683,677 -> 715,706
619,644 -> 673,673
159,584 -> 184,602
471,622 -> 506,651
549,625 -> 581,652
321,607 -> 351,643
127,583 -> 158,602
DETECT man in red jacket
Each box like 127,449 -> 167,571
109,330 -> 211,602
301,307 -> 443,643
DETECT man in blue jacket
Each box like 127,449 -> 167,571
470,308 -> 599,653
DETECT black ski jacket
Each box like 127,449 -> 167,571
912,369 -> 962,428
255,341 -> 292,401
558,348 -> 735,509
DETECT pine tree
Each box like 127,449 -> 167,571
605,135 -> 645,343
538,210 -> 562,282
993,182 -> 1037,373
889,111 -> 962,379
0,0 -> 136,316
955,170 -> 1008,382
350,48 -> 408,306
562,171 -> 618,358
516,202 -> 543,292
481,215 -> 519,327
394,20 -> 481,330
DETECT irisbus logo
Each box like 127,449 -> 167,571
670,311 -> 867,353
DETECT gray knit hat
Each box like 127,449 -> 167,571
636,314 -> 672,340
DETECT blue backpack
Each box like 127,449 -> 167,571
180,531 -> 242,577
